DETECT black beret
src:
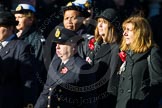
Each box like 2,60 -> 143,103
0,11 -> 18,26
53,26 -> 83,44
95,8 -> 122,35
96,8 -> 119,24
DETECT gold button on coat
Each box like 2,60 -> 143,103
59,89 -> 62,92
49,88 -> 52,91
58,97 -> 61,101
47,104 -> 50,108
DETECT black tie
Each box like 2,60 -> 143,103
58,63 -> 65,72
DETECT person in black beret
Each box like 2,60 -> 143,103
85,8 -> 122,108
0,11 -> 38,108
96,8 -> 123,40
35,26 -> 97,108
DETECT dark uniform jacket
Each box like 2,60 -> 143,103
19,26 -> 44,61
87,42 -> 121,108
0,35 -> 36,108
35,54 -> 96,108
116,46 -> 162,108
19,26 -> 47,96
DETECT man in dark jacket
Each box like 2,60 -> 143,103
0,11 -> 37,108
13,3 -> 47,97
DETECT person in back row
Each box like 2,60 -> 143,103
44,0 -> 95,69
62,0 -> 95,59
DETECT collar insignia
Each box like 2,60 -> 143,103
84,1 -> 91,8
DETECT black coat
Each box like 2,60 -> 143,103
87,42 -> 121,108
0,36 -> 36,108
116,47 -> 162,108
19,27 -> 47,96
35,54 -> 97,108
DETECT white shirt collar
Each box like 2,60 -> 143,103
1,34 -> 15,47
62,59 -> 69,65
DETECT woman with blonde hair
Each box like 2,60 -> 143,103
116,15 -> 162,108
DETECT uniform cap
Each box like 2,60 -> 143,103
62,1 -> 91,18
96,8 -> 118,24
53,26 -> 83,44
13,4 -> 36,13
72,0 -> 92,9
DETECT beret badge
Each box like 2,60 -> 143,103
84,1 -> 91,8
55,28 -> 61,38
16,5 -> 22,11
66,2 -> 73,6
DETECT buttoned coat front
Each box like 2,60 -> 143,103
0,36 -> 36,108
19,26 -> 47,97
116,47 -> 162,108
35,54 -> 96,108
86,42 -> 121,108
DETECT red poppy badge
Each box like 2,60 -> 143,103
60,67 -> 68,74
118,51 -> 126,62
88,38 -> 96,50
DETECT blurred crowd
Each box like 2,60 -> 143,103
1,0 -> 162,48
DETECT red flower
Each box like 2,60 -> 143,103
88,38 -> 96,50
118,51 -> 126,62
60,67 -> 68,74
